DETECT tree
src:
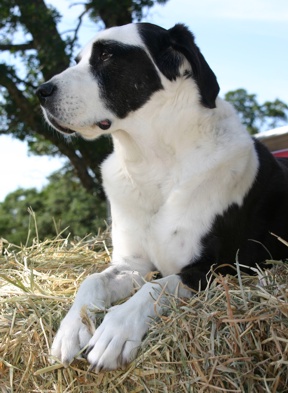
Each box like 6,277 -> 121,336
0,168 -> 107,245
0,0 -> 169,197
225,89 -> 288,134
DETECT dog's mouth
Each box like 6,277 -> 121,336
47,115 -> 76,135
46,114 -> 112,135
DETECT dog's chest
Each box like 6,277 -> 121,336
101,143 -> 257,276
103,153 -> 178,213
102,154 -> 206,275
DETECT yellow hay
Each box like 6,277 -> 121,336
0,234 -> 287,392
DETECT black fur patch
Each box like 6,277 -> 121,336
137,23 -> 183,81
138,23 -> 220,109
180,140 -> 288,290
89,40 -> 163,118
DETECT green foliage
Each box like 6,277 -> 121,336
0,169 -> 107,245
85,0 -> 169,27
225,89 -> 288,134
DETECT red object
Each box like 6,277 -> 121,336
272,149 -> 288,158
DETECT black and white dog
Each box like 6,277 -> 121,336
36,23 -> 288,372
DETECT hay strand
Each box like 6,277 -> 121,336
0,233 -> 287,392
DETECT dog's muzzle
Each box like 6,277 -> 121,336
36,82 -> 112,133
36,82 -> 76,135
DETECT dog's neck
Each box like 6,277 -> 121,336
109,84 -> 257,204
111,78 -> 209,166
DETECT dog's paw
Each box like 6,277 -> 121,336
50,308 -> 95,367
86,304 -> 148,372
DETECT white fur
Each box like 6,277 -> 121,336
86,274 -> 191,371
46,24 -> 259,371
105,83 -> 258,277
80,24 -> 144,62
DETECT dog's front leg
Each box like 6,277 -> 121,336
51,266 -> 145,366
86,275 -> 192,372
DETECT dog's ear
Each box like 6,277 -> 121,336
138,23 -> 183,82
138,23 -> 219,109
168,24 -> 220,109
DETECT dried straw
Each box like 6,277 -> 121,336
0,233 -> 287,393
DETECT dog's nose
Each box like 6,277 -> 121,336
36,82 -> 57,105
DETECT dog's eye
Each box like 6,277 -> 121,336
100,51 -> 112,62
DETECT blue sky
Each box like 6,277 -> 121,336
0,0 -> 288,201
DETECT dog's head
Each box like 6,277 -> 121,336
36,23 -> 219,140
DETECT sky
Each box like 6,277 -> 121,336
0,0 -> 288,201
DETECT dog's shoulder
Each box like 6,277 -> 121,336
253,138 -> 288,182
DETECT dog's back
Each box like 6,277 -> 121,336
179,138 -> 288,288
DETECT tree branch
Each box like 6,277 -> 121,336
15,0 -> 70,80
0,40 -> 34,52
0,64 -> 100,193
66,8 -> 88,54
0,65 -> 39,130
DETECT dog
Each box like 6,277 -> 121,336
36,22 -> 288,372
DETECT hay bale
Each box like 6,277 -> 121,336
0,234 -> 287,392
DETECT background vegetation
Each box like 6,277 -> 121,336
0,0 -> 287,244
0,168 -> 107,244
